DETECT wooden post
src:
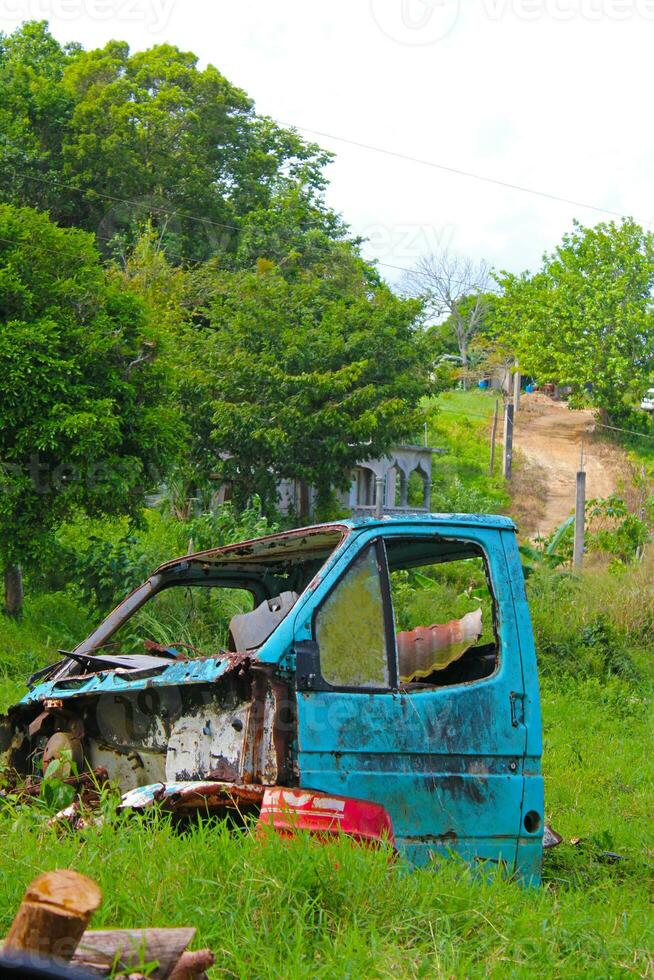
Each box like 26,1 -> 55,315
513,362 -> 521,414
502,402 -> 514,479
4,870 -> 102,962
573,469 -> 586,570
489,398 -> 499,475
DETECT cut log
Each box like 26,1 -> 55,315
169,948 -> 216,980
4,870 -> 102,961
72,927 -> 196,979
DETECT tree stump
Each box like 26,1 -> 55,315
4,869 -> 102,961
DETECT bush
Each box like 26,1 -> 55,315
36,502 -> 278,619
527,567 -> 643,682
607,403 -> 654,437
0,592 -> 92,680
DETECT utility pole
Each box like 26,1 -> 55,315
489,398 -> 499,475
502,402 -> 514,480
573,439 -> 586,570
513,360 -> 521,414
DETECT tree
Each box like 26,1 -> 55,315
403,249 -> 492,378
0,22 -> 334,263
495,219 -> 654,417
179,264 -> 429,515
0,21 -> 79,216
0,204 -> 181,615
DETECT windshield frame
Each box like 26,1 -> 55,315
68,523 -> 350,660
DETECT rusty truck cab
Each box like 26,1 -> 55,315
2,515 -> 543,884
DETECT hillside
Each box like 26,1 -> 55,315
512,394 -> 627,536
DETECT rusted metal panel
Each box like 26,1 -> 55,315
118,780 -> 265,815
114,781 -> 395,849
23,655 -> 233,704
397,608 -> 483,681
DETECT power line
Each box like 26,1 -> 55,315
0,232 -> 116,254
5,170 -> 431,281
2,180 -> 472,284
287,124 -> 635,223
434,405 -> 497,420
9,170 -> 243,235
6,170 -> 458,278
11,134 -> 639,285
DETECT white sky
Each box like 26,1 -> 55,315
2,0 -> 654,283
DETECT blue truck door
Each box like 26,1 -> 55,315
294,526 -> 532,878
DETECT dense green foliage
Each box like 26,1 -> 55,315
0,21 -> 335,263
495,219 -> 654,416
103,230 -> 430,515
0,24 -> 430,592
0,204 -> 180,572
194,266 -> 428,510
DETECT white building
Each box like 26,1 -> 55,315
276,443 -> 442,518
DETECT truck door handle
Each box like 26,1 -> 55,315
509,691 -> 525,727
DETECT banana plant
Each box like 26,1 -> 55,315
519,515 -> 575,575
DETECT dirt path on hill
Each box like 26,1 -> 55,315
510,393 -> 627,536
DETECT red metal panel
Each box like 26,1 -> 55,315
258,787 -> 395,848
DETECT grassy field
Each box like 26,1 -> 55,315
0,670 -> 651,978
424,389 -> 510,515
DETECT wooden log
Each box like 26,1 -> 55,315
4,870 -> 102,961
169,948 -> 216,980
72,927 -> 196,979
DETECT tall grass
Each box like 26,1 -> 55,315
0,591 -> 92,682
0,775 -> 651,979
528,552 -> 654,681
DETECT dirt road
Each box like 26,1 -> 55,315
511,393 -> 624,536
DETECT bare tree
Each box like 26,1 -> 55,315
404,250 -> 492,378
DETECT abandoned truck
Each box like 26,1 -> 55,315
0,515 -> 544,883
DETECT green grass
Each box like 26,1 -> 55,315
425,390 -> 510,514
0,671 -> 651,978
0,590 -> 92,682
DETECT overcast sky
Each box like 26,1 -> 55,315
3,0 -> 653,283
